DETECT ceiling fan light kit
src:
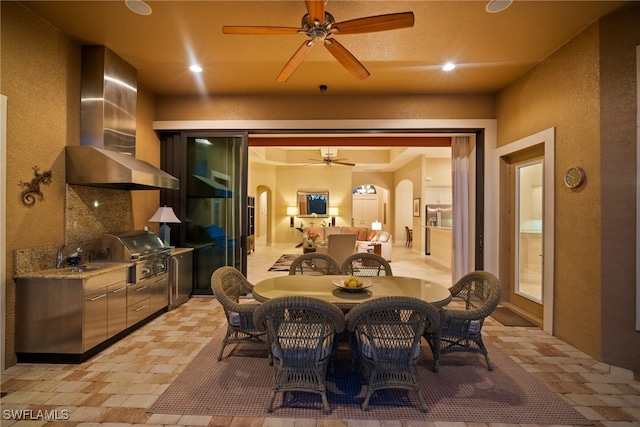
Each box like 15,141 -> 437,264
222,0 -> 415,82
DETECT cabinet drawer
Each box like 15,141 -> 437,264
127,298 -> 149,327
127,282 -> 149,306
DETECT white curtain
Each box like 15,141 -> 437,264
452,136 -> 470,283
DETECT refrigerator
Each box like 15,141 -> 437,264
168,250 -> 194,310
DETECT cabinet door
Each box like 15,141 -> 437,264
84,288 -> 108,351
149,274 -> 169,312
107,281 -> 127,338
353,197 -> 379,228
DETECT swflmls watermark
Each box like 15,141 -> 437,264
2,409 -> 70,421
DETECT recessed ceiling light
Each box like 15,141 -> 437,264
442,62 -> 456,71
486,0 -> 513,13
189,64 -> 203,73
125,0 -> 152,16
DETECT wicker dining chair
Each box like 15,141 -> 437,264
341,252 -> 393,276
345,296 -> 440,412
289,253 -> 340,276
253,296 -> 346,414
211,266 -> 268,361
424,270 -> 502,372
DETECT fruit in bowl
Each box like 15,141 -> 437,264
343,276 -> 364,288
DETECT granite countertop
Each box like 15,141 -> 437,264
14,262 -> 132,280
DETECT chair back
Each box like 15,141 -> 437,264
346,296 -> 439,365
211,266 -> 252,303
253,296 -> 346,366
289,253 -> 340,275
449,270 -> 502,311
341,253 -> 392,276
325,233 -> 357,268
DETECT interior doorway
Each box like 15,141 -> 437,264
495,128 -> 555,332
507,155 -> 544,319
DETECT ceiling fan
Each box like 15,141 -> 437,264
222,0 -> 414,82
309,149 -> 356,167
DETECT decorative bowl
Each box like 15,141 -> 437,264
332,277 -> 373,292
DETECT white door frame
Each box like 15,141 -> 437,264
493,128 -> 556,334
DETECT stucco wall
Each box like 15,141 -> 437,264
1,2 -> 162,367
497,23 -> 603,360
155,94 -> 495,121
598,4 -> 640,371
1,2 -> 80,366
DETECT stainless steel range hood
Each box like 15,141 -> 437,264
66,46 -> 178,191
66,146 -> 179,190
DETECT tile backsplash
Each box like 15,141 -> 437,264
14,185 -> 133,275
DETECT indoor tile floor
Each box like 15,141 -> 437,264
1,239 -> 639,427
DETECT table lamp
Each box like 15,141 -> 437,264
287,206 -> 298,227
328,207 -> 339,227
371,220 -> 382,241
149,206 -> 181,247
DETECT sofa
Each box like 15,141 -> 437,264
356,230 -> 393,262
303,226 -> 392,262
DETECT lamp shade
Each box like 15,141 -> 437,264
149,206 -> 181,223
371,221 -> 382,231
328,207 -> 339,216
286,206 -> 298,216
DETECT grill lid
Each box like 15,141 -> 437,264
96,230 -> 167,260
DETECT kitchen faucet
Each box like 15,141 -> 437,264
56,244 -> 83,269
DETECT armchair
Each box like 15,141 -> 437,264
424,270 -> 501,372
253,296 -> 346,414
345,296 -> 440,412
316,233 -> 357,269
211,266 -> 267,361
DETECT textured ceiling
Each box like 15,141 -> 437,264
22,0 -> 629,96
19,0 -> 630,171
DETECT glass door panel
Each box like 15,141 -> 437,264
515,160 -> 543,303
183,133 -> 247,294
160,131 -> 248,295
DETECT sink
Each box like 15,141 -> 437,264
58,264 -> 112,273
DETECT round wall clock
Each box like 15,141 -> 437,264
564,167 -> 586,188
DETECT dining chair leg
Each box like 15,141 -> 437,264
321,391 -> 331,414
267,389 -> 277,413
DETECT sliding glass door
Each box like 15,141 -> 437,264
160,131 -> 248,295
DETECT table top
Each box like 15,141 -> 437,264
252,275 -> 452,311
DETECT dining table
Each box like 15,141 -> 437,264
252,275 -> 452,312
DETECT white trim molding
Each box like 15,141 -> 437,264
493,127 -> 556,334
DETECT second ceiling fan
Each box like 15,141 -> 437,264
222,0 -> 414,82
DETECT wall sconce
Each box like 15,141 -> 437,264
371,220 -> 382,240
328,207 -> 339,227
149,206 -> 181,247
287,206 -> 298,227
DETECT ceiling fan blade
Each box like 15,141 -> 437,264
333,12 -> 415,34
276,41 -> 315,82
305,0 -> 325,23
324,38 -> 370,80
222,26 -> 301,35
333,161 -> 356,166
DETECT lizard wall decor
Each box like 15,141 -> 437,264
19,166 -> 52,206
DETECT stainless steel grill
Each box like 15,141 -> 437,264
95,230 -> 170,283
